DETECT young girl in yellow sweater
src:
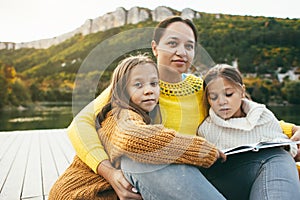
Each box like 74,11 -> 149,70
94,54 -> 226,199
95,54 -> 226,168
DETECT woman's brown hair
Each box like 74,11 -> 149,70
153,16 -> 198,44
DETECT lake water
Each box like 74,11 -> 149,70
0,103 -> 299,131
0,102 -> 74,131
268,105 -> 300,125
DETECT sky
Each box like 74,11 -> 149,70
0,0 -> 299,43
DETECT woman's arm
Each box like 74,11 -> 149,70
67,86 -> 111,173
68,88 -> 142,199
280,121 -> 300,161
279,120 -> 295,138
291,125 -> 300,161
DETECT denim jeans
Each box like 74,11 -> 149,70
121,148 -> 300,200
200,147 -> 300,200
121,157 -> 226,200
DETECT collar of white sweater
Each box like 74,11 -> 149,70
209,98 -> 272,131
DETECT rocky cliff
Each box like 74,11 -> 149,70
0,6 -> 202,50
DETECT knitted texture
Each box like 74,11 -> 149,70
297,162 -> 300,179
198,99 -> 290,150
67,74 -> 207,171
158,74 -> 207,135
98,108 -> 218,169
49,156 -> 117,200
279,120 -> 294,138
67,86 -> 111,173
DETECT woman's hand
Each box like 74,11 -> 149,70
291,125 -> 300,161
217,150 -> 227,163
98,160 -> 142,200
293,149 -> 300,161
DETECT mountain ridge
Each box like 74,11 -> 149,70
0,6 -> 203,50
1,6 -> 299,108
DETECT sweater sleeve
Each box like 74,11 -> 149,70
279,120 -> 294,138
101,110 -> 219,168
67,86 -> 111,173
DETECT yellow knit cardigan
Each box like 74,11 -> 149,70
49,108 -> 219,200
98,108 -> 219,169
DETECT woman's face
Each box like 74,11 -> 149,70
207,77 -> 245,120
152,21 -> 195,75
127,63 -> 160,112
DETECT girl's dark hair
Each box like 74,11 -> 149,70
153,16 -> 198,44
97,54 -> 160,126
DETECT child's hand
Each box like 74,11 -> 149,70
291,125 -> 300,161
291,125 -> 300,141
294,149 -> 300,161
218,150 -> 227,163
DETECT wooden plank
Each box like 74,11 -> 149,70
0,133 -> 30,199
47,132 -> 72,175
0,129 -> 75,200
0,133 -> 12,150
22,197 -> 43,200
53,130 -> 75,163
0,134 -> 24,199
0,133 -> 18,162
40,131 -> 61,198
22,132 -> 43,199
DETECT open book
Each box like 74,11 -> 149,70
223,140 -> 300,156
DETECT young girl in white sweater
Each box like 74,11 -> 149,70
198,64 -> 297,154
198,64 -> 300,200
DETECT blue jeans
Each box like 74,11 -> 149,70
200,147 -> 300,200
121,148 -> 300,200
121,157 -> 226,200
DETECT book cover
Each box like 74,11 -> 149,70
223,140 -> 300,156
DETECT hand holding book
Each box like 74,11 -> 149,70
223,139 -> 300,157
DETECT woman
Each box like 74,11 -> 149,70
49,16 -> 300,200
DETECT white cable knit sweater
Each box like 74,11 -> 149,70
198,99 -> 293,151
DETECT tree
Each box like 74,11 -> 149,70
0,73 -> 8,108
282,81 -> 300,104
8,80 -> 31,106
30,83 -> 45,101
4,65 -> 17,83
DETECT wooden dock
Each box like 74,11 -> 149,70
0,129 -> 75,200
1,129 -> 299,200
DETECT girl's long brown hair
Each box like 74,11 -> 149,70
97,54 -> 160,125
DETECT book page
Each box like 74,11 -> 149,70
222,143 -> 257,155
223,140 -> 300,156
253,140 -> 300,151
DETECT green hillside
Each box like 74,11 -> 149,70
0,12 -> 299,108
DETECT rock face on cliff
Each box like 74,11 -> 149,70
0,6 -> 201,50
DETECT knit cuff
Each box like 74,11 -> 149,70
85,150 -> 109,173
279,120 -> 294,138
185,139 -> 218,168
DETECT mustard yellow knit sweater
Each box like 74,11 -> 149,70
49,107 -> 219,200
159,74 -> 207,135
98,108 -> 219,169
